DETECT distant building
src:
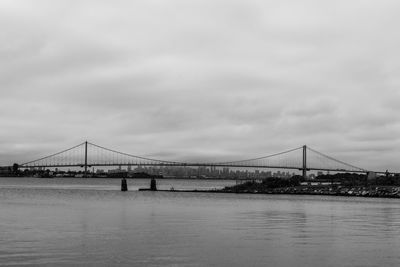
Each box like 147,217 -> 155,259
367,172 -> 377,181
0,166 -> 11,176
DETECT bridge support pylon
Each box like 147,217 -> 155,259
121,178 -> 128,191
302,145 -> 307,180
150,178 -> 157,191
84,141 -> 88,178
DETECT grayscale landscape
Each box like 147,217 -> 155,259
1,1 -> 399,266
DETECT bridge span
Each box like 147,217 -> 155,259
16,141 -> 391,178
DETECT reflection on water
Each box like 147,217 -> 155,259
0,178 -> 400,266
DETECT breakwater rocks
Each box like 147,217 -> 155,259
222,184 -> 400,198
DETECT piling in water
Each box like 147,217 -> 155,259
121,178 -> 128,191
150,178 -> 157,191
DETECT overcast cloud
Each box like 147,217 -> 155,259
1,0 -> 400,171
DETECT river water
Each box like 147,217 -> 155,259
0,178 -> 399,266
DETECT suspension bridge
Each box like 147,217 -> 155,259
17,141 -> 386,178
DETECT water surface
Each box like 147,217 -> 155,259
0,178 -> 399,266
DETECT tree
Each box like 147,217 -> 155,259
12,163 -> 19,174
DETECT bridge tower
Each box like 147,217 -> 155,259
302,145 -> 307,180
84,141 -> 88,177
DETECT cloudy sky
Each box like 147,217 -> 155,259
1,0 -> 399,171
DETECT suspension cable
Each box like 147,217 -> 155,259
307,146 -> 366,171
212,146 -> 303,165
21,142 -> 86,166
87,142 -> 183,165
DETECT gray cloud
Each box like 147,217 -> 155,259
1,0 -> 400,171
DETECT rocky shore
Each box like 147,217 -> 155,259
221,183 -> 400,198
140,184 -> 400,199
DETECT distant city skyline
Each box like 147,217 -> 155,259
22,165 -> 300,179
1,0 -> 400,172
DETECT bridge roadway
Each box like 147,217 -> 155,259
19,163 -> 390,175
16,141 -> 398,176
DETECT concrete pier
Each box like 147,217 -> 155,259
121,178 -> 128,191
150,178 -> 157,191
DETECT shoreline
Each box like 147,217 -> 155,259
0,176 -> 241,180
139,186 -> 400,199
